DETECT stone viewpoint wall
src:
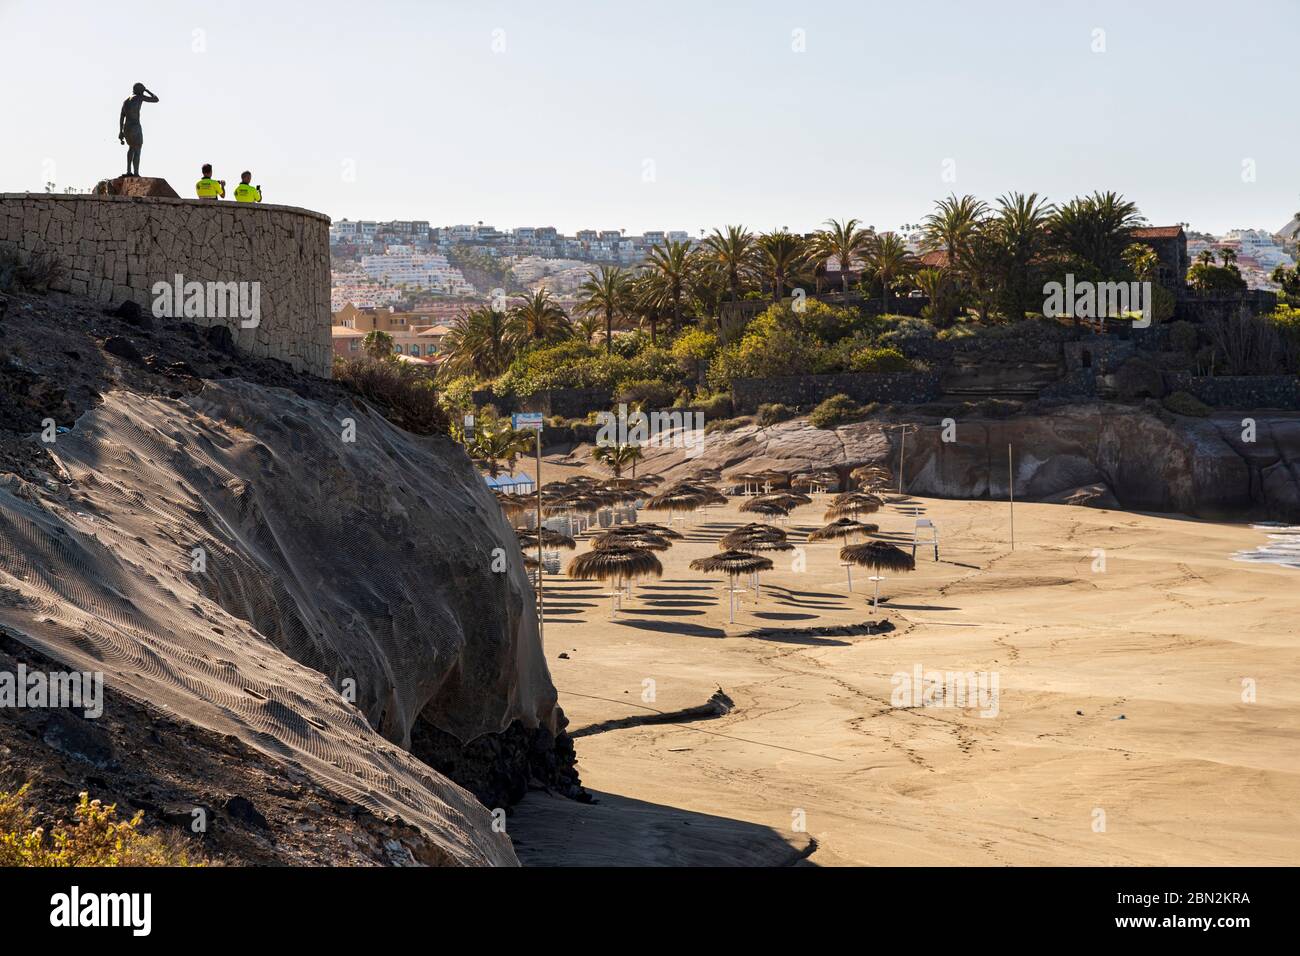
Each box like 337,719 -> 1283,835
0,193 -> 332,377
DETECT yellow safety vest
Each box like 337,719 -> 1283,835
234,183 -> 262,203
195,178 -> 224,199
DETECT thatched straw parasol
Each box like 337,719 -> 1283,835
689,550 -> 774,623
517,528 -> 577,550
825,492 -> 883,520
725,471 -> 766,495
600,477 -> 642,490
567,546 -> 664,617
851,464 -> 893,492
596,487 -> 642,504
665,482 -> 727,505
750,491 -> 809,508
543,495 -> 598,517
600,522 -> 684,541
808,517 -> 878,542
591,531 -> 671,552
791,470 -> 839,494
720,522 -> 789,551
720,525 -> 792,597
811,517 -> 878,589
645,488 -> 707,527
739,498 -> 791,520
840,541 -> 916,606
496,493 -> 531,519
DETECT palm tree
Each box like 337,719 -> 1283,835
570,312 -> 601,345
627,271 -> 666,345
816,218 -> 873,296
755,230 -> 808,304
511,288 -> 571,346
644,239 -> 694,332
913,266 -> 957,324
954,220 -> 1004,323
1219,247 -> 1238,267
921,194 -> 988,267
362,329 -> 394,360
993,191 -> 1055,318
686,264 -> 727,331
1122,243 -> 1159,282
1049,191 -> 1144,280
439,306 -> 518,378
469,419 -> 536,478
577,265 -> 628,355
702,225 -> 756,302
593,442 -> 644,478
864,232 -> 917,312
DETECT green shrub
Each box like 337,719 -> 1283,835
0,785 -> 207,867
849,346 -> 911,373
334,357 -> 451,435
690,392 -> 734,419
616,378 -> 678,409
756,402 -> 798,426
494,340 -> 684,398
809,394 -> 864,429
706,311 -> 820,389
936,323 -> 976,341
670,328 -> 719,376
1162,390 -> 1212,417
436,374 -> 480,415
789,300 -> 864,344
877,316 -> 936,350
704,416 -> 751,435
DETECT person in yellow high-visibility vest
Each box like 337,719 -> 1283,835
195,164 -> 225,200
233,171 -> 262,203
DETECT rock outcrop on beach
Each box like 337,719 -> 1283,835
626,405 -> 1300,520
0,289 -> 573,865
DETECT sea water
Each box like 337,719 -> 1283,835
1232,523 -> 1300,568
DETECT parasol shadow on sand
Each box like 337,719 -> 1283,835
689,550 -> 774,624
840,541 -> 915,607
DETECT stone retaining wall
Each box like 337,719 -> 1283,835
0,193 -> 332,377
1166,374 -> 1300,410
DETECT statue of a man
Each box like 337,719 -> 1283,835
119,83 -> 159,177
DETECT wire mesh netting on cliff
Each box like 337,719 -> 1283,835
0,380 -> 559,865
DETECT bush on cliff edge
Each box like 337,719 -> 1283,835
334,356 -> 451,436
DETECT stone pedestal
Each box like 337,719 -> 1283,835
93,176 -> 180,199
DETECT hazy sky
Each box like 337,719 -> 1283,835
5,0 -> 1297,235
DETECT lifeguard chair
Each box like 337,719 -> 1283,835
912,518 -> 939,560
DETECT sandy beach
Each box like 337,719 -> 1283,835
514,479 -> 1300,866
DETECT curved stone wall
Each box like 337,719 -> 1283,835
0,193 -> 331,377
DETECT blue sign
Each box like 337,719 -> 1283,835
512,412 -> 545,431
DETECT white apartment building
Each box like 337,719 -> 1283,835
1224,229 -> 1294,270
360,252 -> 476,296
